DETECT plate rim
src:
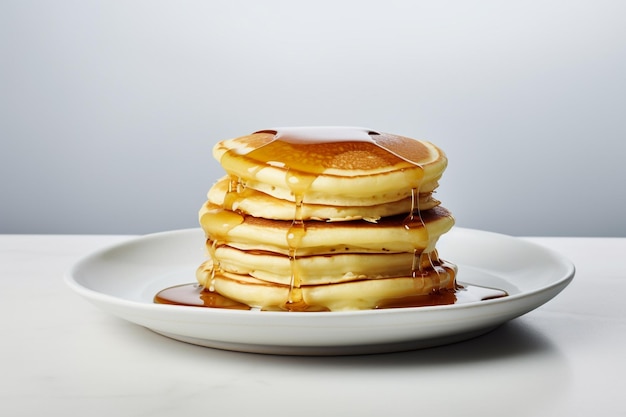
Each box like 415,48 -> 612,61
63,227 -> 575,354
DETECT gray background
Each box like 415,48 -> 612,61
2,0 -> 625,236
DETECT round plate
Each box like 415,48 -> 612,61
65,228 -> 574,355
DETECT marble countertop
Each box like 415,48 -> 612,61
1,233 -> 624,417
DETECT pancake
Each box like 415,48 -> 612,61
195,127 -> 457,311
213,127 -> 448,207
197,245 -> 451,287
198,247 -> 420,285
207,175 -> 440,221
197,262 -> 456,312
199,202 -> 454,256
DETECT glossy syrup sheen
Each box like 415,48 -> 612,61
225,127 -> 435,172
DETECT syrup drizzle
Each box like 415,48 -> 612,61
199,205 -> 244,291
162,127 -> 507,311
284,166 -> 317,309
285,193 -> 306,308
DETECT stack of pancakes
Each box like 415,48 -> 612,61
196,127 -> 457,311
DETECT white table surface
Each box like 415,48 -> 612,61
1,232 -> 624,417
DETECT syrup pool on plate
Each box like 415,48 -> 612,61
154,283 -> 508,311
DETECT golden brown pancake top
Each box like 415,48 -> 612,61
215,128 -> 440,173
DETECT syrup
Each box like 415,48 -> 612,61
285,201 -> 306,308
199,206 -> 244,291
153,282 -> 508,310
154,283 -> 251,310
283,165 -> 317,309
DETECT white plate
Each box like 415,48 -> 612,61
65,228 -> 574,355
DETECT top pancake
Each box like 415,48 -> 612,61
213,127 -> 448,207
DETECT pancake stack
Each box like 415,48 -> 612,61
196,127 -> 457,311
